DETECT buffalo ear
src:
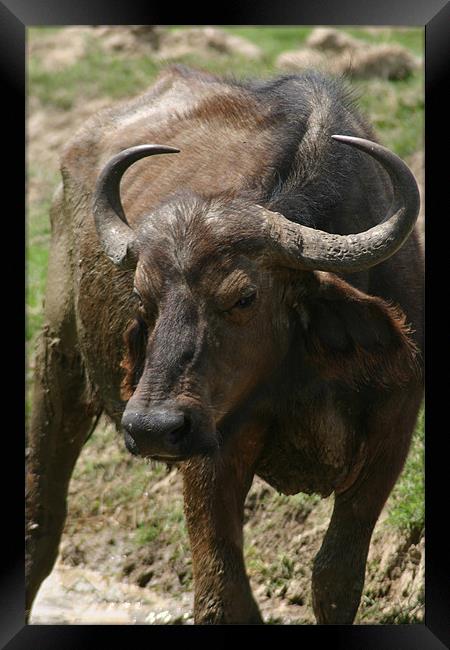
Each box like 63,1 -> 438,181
301,272 -> 421,388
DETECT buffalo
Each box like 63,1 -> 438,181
26,65 -> 423,624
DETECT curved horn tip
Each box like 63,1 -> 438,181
112,144 -> 181,160
134,144 -> 180,154
331,134 -> 365,145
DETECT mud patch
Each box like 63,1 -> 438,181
30,561 -> 193,624
155,27 -> 263,62
28,26 -> 262,73
277,28 -> 421,80
27,26 -> 162,72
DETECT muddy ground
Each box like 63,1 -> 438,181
27,27 -> 424,625
30,422 -> 424,625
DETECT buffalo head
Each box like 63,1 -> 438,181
92,138 -> 420,461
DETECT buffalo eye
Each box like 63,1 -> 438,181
133,288 -> 158,324
232,291 -> 257,310
132,288 -> 144,307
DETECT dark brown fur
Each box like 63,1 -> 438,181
303,273 -> 421,388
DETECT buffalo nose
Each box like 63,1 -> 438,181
121,408 -> 190,458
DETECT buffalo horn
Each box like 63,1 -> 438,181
93,144 -> 180,267
265,135 -> 420,273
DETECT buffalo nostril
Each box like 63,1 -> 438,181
123,429 -> 139,455
167,415 -> 191,446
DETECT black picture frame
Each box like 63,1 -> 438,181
7,0 -> 449,647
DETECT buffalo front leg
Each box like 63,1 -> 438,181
311,389 -> 423,624
26,328 -> 99,620
181,438 -> 263,624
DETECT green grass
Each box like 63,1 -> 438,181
346,28 -> 424,55
354,75 -> 424,158
134,502 -> 187,546
135,522 -> 162,544
224,26 -> 313,62
387,407 -> 425,537
28,26 -> 61,36
28,46 -> 161,110
26,197 -> 51,341
223,26 -> 423,60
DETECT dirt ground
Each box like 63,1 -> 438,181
27,27 -> 424,625
29,422 -> 424,625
